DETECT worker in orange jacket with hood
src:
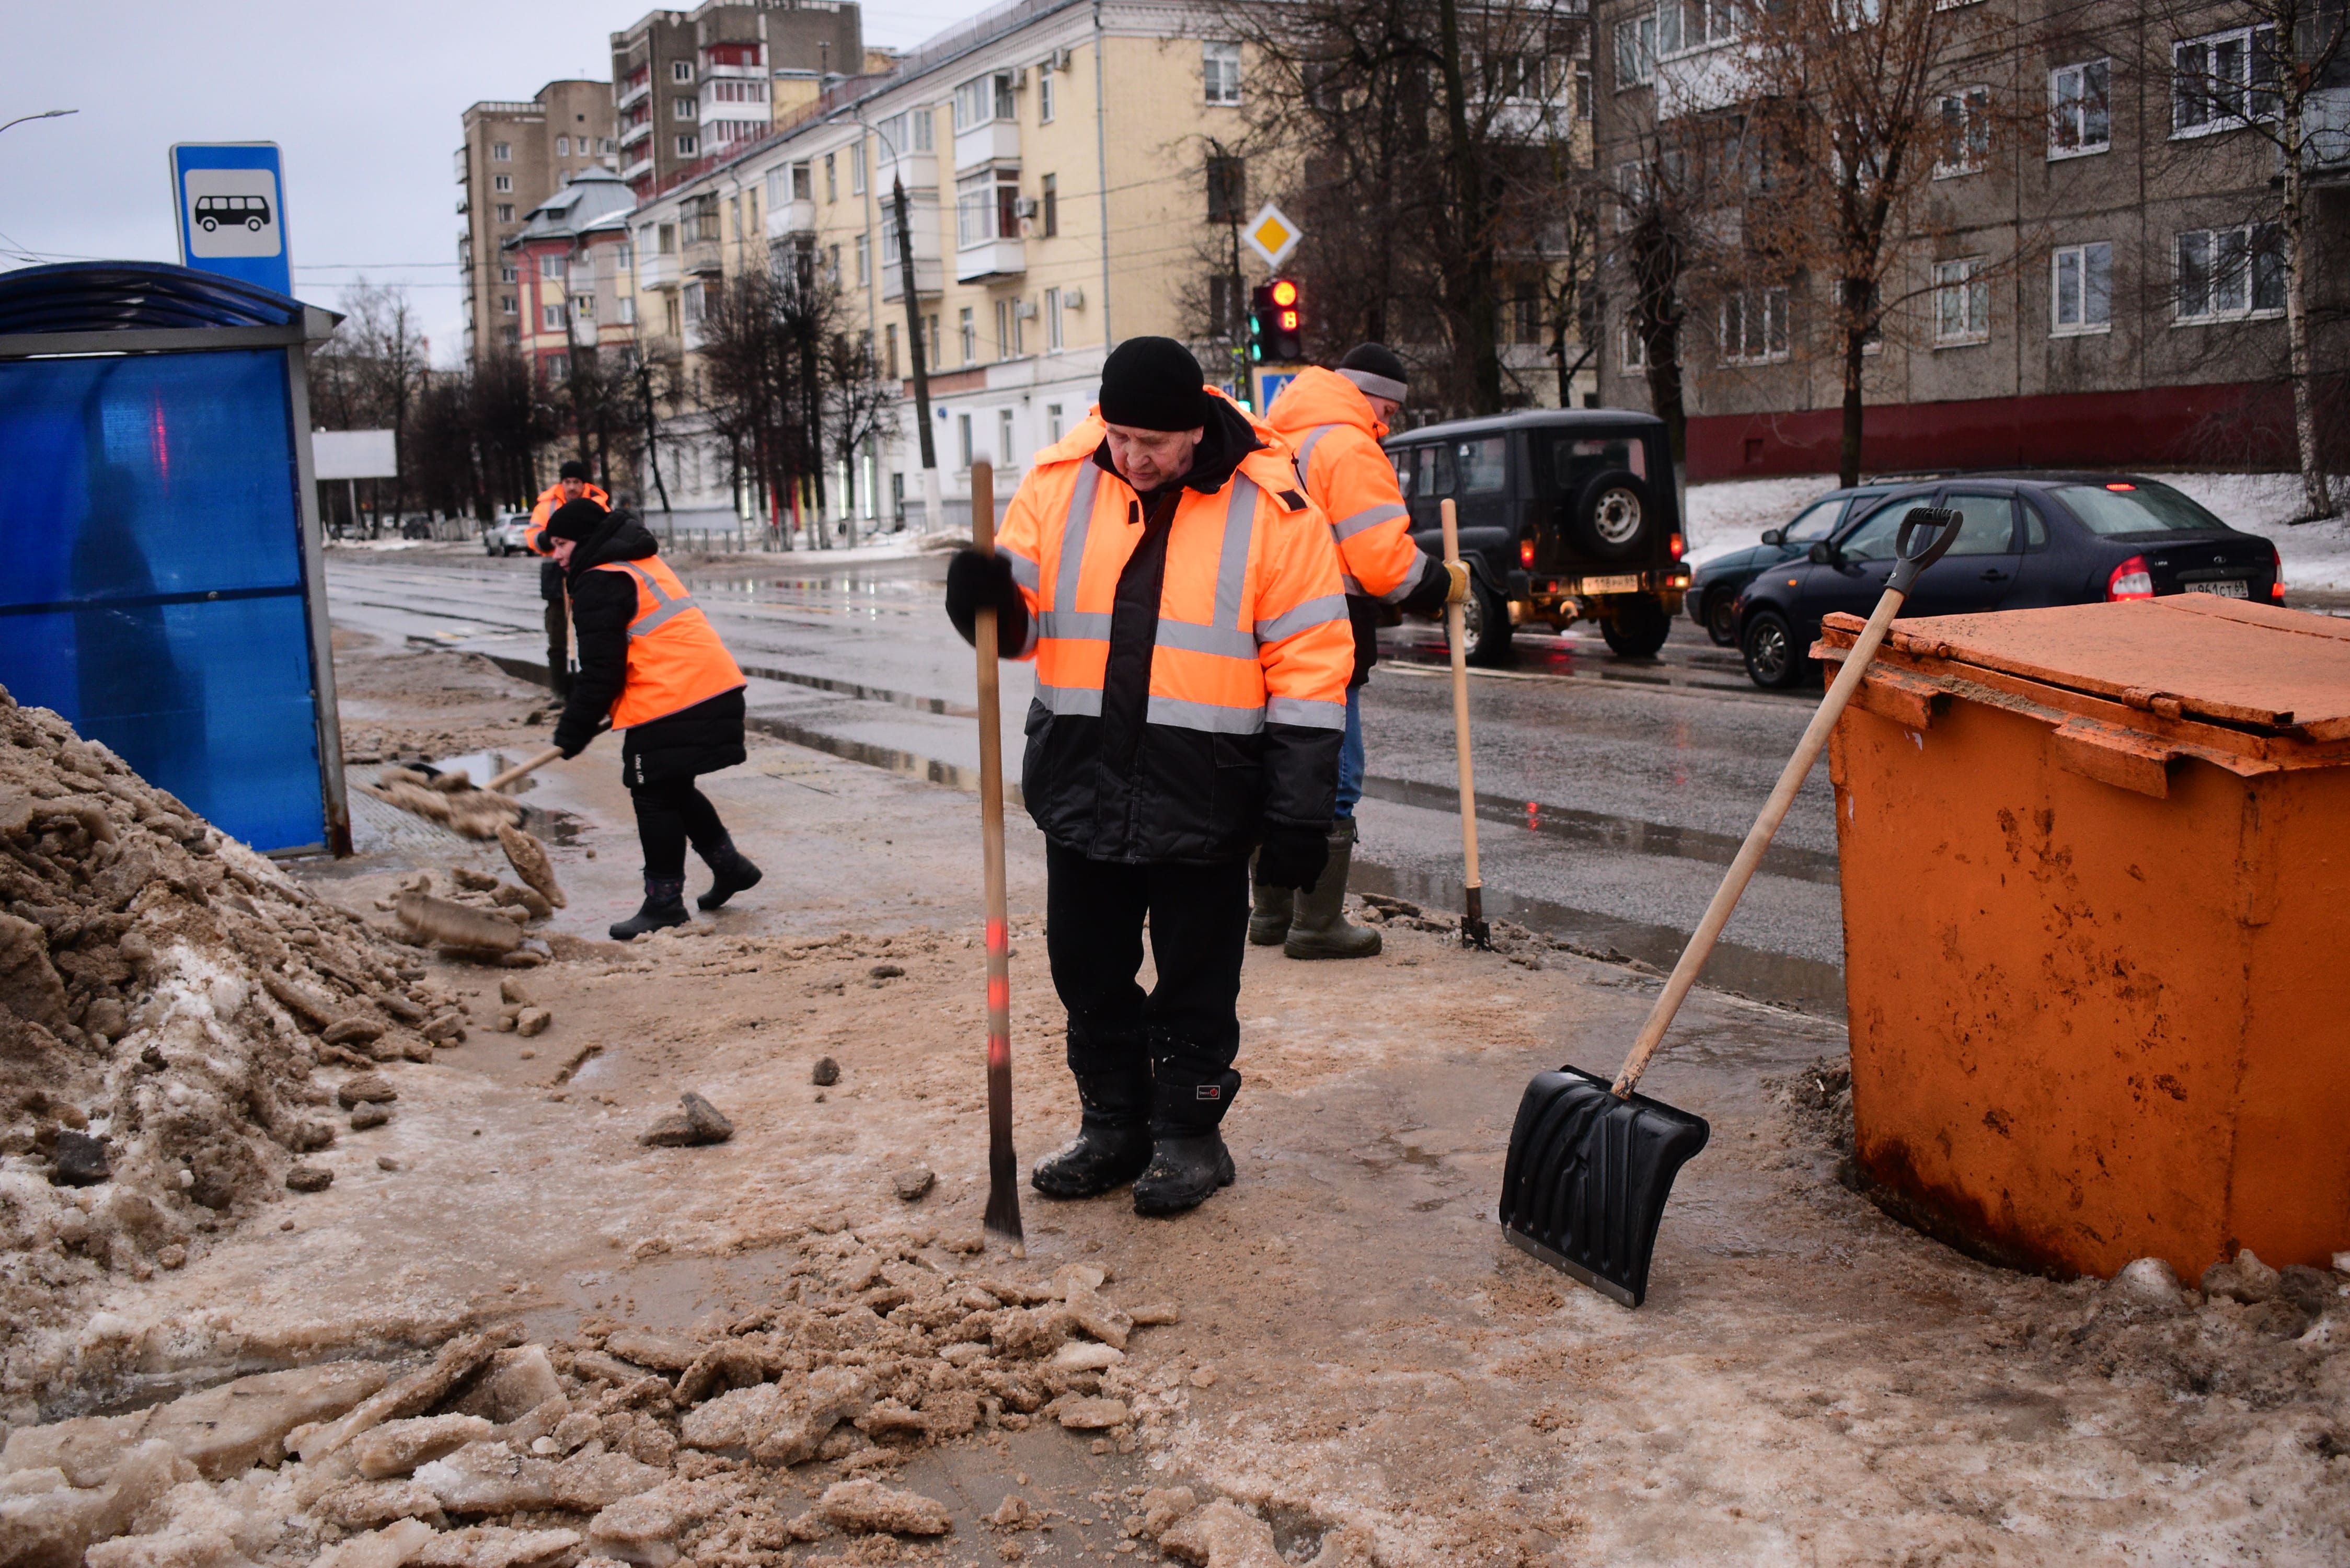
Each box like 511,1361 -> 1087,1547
1258,344 -> 1459,958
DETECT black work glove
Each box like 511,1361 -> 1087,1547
1393,554 -> 1457,617
944,549 -> 1030,653
1255,823 -> 1330,891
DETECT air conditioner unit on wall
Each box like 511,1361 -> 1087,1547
1015,299 -> 1039,319
1062,286 -> 1084,308
1048,48 -> 1071,72
1013,197 -> 1039,219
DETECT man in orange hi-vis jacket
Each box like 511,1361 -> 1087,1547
943,337 -> 1352,1217
1260,344 -> 1460,960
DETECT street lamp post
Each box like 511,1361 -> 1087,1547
834,109 -> 941,538
0,110 -> 77,136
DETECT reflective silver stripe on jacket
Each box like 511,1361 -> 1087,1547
1038,609 -> 1112,641
1001,546 -> 1041,592
1255,593 -> 1346,645
1146,694 -> 1264,734
1293,423 -> 1339,490
615,563 -> 702,639
1265,695 -> 1346,729
1035,682 -> 1103,717
1054,467 -> 1100,617
1332,501 -> 1408,541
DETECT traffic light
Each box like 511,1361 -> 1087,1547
1248,278 -> 1305,363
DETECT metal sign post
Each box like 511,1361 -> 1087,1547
169,144 -> 293,297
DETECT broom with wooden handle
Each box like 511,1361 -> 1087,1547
1438,499 -> 1491,950
969,460 -> 1025,1249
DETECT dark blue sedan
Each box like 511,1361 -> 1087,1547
1732,474 -> 2284,688
1688,485 -> 1899,645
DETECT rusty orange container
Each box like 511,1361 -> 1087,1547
1818,596 -> 2350,1281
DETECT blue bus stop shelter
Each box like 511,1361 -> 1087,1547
0,262 -> 350,855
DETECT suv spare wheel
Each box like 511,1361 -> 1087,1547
1571,470 -> 1651,561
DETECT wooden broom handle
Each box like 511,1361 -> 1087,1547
1440,499 -> 1482,892
486,746 -> 566,793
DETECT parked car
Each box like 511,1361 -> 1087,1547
1687,483 -> 1901,646
1732,473 -> 2284,689
1382,410 -> 1691,664
482,512 -> 532,556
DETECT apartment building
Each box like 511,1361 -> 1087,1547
502,169 -> 642,388
1592,0 -> 2350,479
457,83 -> 619,362
627,0 -> 1471,533
611,1 -> 868,202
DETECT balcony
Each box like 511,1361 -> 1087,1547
638,251 -> 681,292
617,76 -> 652,111
881,257 -> 943,301
879,150 -> 938,191
620,120 -> 652,149
955,238 -> 1023,283
684,235 -> 724,275
765,198 -> 817,238
702,58 -> 764,79
2310,88 -> 2350,176
456,195 -> 470,215
953,120 -> 1019,174
453,148 -> 468,182
620,157 -> 654,187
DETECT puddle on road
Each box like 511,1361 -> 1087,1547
1349,857 -> 1846,1016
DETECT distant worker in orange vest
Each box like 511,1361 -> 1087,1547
943,337 -> 1354,1216
1258,344 -> 1460,958
542,497 -> 762,939
526,460 -> 608,699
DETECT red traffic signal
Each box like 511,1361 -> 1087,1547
1248,278 -> 1305,363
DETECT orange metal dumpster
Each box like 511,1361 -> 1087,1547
1817,595 -> 2350,1282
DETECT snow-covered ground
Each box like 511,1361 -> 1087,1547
1682,470 -> 2350,592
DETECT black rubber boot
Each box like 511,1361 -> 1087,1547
1284,820 -> 1380,960
610,877 -> 690,940
696,839 -> 764,910
1133,1058 -> 1240,1216
1132,1133 -> 1236,1216
1031,1068 -> 1153,1199
1247,850 -> 1293,946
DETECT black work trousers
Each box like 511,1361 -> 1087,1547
631,778 -> 727,881
544,602 -> 573,700
1044,843 -> 1248,1135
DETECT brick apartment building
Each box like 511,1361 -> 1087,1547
502,169 -> 642,387
1592,0 -> 2350,480
457,83 -> 618,361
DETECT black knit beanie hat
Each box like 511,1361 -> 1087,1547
558,459 -> 592,481
543,497 -> 607,543
1337,342 -> 1409,404
1098,337 -> 1210,431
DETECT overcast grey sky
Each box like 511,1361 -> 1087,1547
2,0 -> 991,365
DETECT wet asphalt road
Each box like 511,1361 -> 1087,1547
326,545 -> 1843,1011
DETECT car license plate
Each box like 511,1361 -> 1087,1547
1578,574 -> 1642,595
2186,579 -> 2250,598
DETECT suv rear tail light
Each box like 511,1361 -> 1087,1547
2107,555 -> 2153,601
2270,543 -> 2285,600
1519,537 -> 1536,568
1669,532 -> 1685,559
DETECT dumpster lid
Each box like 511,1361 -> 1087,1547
1847,597 -> 2350,740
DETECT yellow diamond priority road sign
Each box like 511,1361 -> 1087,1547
1242,203 -> 1303,269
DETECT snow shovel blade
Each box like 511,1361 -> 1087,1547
1497,1064 -> 1710,1308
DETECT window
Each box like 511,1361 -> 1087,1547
2051,243 -> 2113,335
493,173 -> 513,192
792,163 -> 813,201
1934,87 -> 1991,177
664,295 -> 681,336
539,255 -> 567,280
996,298 -> 1014,358
1720,288 -> 1790,362
2176,223 -> 2286,320
496,203 -> 515,223
675,135 -> 697,156
1938,494 -> 2019,556
491,141 -> 511,161
928,314 -> 941,370
727,195 -> 740,238
682,280 -> 705,324
885,322 -> 899,380
499,294 -> 516,314
954,71 -> 1017,130
1204,42 -> 1242,105
855,233 -> 869,286
1576,64 -> 1593,118
546,354 -> 569,382
1659,0 -> 1738,55
617,243 -> 633,270
501,326 -> 520,346
827,244 -> 840,284
1206,156 -> 1246,224
572,294 -> 594,318
1615,15 -> 1657,87
959,306 -> 976,363
673,61 -> 693,82
1046,402 -> 1064,443
542,303 -> 564,330
2174,27 -> 2279,137
1619,313 -> 1649,370
955,168 -> 1021,246
958,412 -> 974,467
1934,257 -> 1990,344
999,409 -> 1017,468
1041,172 -> 1058,237
1046,286 -> 1064,350
500,264 -> 518,283
1457,437 -> 1507,494
556,136 -> 570,155
825,153 -> 837,202
602,139 -> 616,154
877,109 -> 935,163
618,297 -> 635,325
675,97 -> 697,120
1040,69 -> 1055,123
1780,498 -> 1846,545
2048,60 -> 2111,157
852,143 -> 867,196
657,222 -> 677,255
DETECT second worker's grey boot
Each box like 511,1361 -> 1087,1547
1283,821 -> 1381,960
1248,850 -> 1293,946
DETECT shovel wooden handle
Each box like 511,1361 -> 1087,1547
486,746 -> 566,793
970,462 -> 1024,1247
1439,500 -> 1488,945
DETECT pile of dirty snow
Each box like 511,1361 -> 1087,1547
0,690 -> 453,1400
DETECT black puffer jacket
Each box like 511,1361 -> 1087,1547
552,512 -> 745,785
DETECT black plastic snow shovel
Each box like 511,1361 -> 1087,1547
1497,506 -> 1962,1308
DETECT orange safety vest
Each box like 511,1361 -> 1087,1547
525,481 -> 609,554
997,403 -> 1352,734
586,555 -> 746,729
1264,366 -> 1427,603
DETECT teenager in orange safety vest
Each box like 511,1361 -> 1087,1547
526,462 -> 608,700
542,498 -> 762,939
943,337 -> 1354,1217
1258,344 -> 1460,959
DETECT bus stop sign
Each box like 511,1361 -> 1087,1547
170,143 -> 292,297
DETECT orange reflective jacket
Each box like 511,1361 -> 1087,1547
996,401 -> 1352,861
1264,367 -> 1429,603
525,481 -> 609,554
587,555 -> 745,730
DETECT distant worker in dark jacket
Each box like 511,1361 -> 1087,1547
543,498 -> 763,939
944,337 -> 1353,1216
1257,345 -> 1459,958
526,460 -> 607,699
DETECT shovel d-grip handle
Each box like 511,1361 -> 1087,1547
1887,506 -> 1963,595
1611,509 -> 1945,1099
